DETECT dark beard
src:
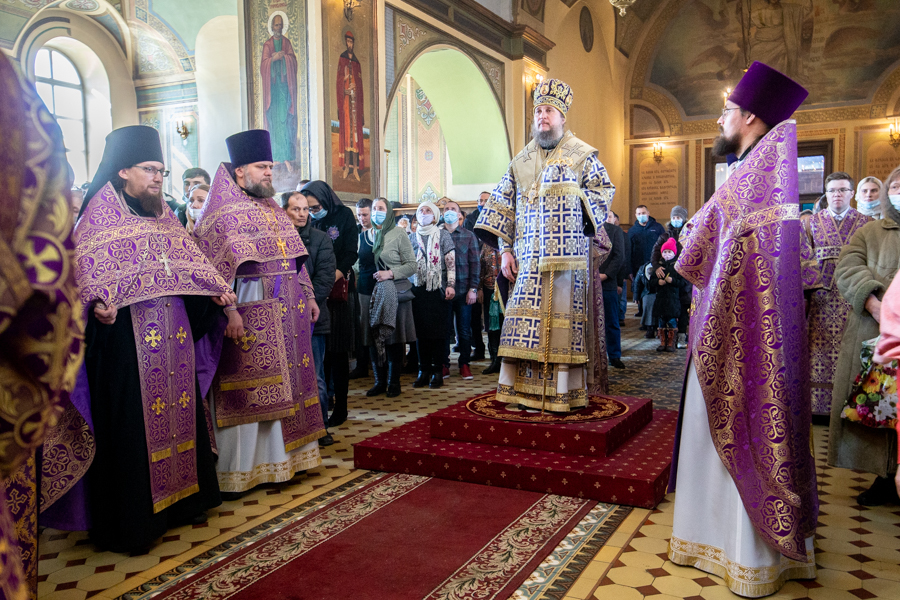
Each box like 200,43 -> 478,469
137,190 -> 163,216
244,180 -> 276,198
711,131 -> 741,158
532,123 -> 564,149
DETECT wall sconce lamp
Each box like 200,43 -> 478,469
890,119 -> 900,150
344,0 -> 361,21
723,87 -> 731,108
653,142 -> 664,164
176,120 -> 190,146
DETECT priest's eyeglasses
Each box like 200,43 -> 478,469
826,188 -> 852,195
135,166 -> 171,178
721,107 -> 740,117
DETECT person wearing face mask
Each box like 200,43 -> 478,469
357,199 -> 417,398
184,183 -> 210,234
409,202 -> 457,388
627,205 -> 665,316
829,164 -> 900,507
801,172 -> 871,417
299,181 -> 359,427
855,176 -> 884,219
650,205 -> 691,348
440,199 -> 481,381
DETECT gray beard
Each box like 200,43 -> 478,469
244,180 -> 276,198
532,123 -> 564,149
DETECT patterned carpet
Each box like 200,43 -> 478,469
33,305 -> 900,600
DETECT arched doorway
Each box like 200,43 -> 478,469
384,46 -> 510,204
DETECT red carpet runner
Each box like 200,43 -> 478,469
147,473 -> 595,600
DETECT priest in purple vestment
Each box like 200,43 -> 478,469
193,130 -> 325,495
668,62 -> 819,597
0,51 -> 85,600
66,126 -> 234,553
801,171 -> 870,416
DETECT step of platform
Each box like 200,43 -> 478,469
429,396 -> 653,457
354,408 -> 677,508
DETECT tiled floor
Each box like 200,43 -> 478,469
35,312 -> 900,599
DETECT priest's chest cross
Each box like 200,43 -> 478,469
276,238 -> 290,269
158,253 -> 172,277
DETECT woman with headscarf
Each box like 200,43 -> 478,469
357,198 -> 417,397
856,176 -> 884,219
409,201 -> 457,389
300,181 -> 358,426
829,165 -> 900,506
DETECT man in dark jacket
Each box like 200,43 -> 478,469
282,191 -> 337,445
650,205 -> 691,348
609,212 -> 631,325
599,218 -> 626,369
627,205 -> 665,298
464,191 -> 489,359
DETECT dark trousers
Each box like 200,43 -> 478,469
678,302 -> 690,334
603,288 -> 622,360
324,350 -> 349,405
470,300 -> 485,352
417,338 -> 444,371
443,296 -> 472,367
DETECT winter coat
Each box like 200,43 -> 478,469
299,226 -> 337,336
627,216 -> 666,277
651,223 -> 692,306
647,258 -> 683,322
828,213 -> 900,478
598,222 -> 625,292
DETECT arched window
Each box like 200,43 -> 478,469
34,48 -> 89,184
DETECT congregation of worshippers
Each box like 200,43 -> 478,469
4,36 -> 900,598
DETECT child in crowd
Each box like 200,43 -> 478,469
649,238 -> 684,352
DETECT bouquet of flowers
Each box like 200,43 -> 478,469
841,336 -> 898,429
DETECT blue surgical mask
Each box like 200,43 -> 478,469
671,218 -> 683,228
858,198 -> 881,215
372,210 -> 387,226
310,208 -> 328,221
890,195 -> 900,211
637,214 -> 649,224
443,211 -> 459,225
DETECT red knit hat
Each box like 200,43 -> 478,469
661,238 -> 677,255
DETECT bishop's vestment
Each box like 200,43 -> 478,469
801,208 -> 869,415
474,131 -> 613,411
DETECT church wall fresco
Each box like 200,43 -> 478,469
244,0 -> 311,191
323,0 -> 376,197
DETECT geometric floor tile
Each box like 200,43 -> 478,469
35,311 -> 900,600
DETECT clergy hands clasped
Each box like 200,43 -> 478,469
212,292 -> 237,307
94,301 -> 118,325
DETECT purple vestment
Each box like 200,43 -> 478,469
671,120 -> 818,562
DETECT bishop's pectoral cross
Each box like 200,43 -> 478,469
158,253 -> 172,277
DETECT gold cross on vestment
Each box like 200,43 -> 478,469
178,391 -> 190,409
158,253 -> 172,277
302,354 -> 310,368
22,239 -> 62,284
145,328 -> 162,348
151,397 -> 166,415
176,326 -> 187,344
276,238 -> 288,256
235,332 -> 257,351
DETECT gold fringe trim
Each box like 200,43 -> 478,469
496,390 -> 588,412
304,395 -> 319,408
284,429 -> 327,453
514,381 -> 587,398
537,183 -> 586,200
473,222 -> 512,246
217,447 -> 322,493
218,374 -> 283,392
538,258 -> 587,271
498,346 -> 588,363
177,440 -> 195,453
217,406 -> 295,428
151,448 -> 171,463
668,537 -> 816,598
152,483 -> 199,514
